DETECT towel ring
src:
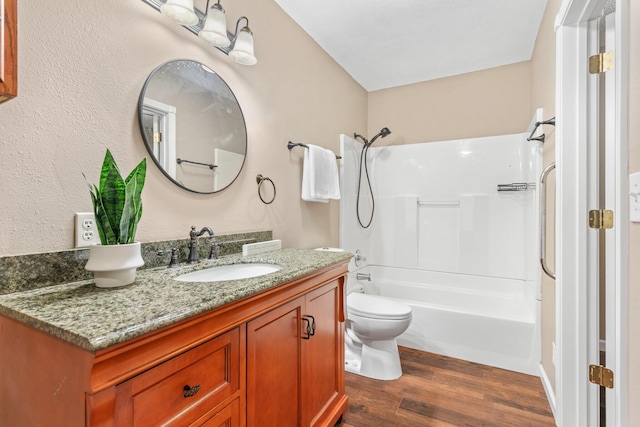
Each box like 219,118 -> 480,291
256,174 -> 276,204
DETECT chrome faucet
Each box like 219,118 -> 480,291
187,226 -> 215,264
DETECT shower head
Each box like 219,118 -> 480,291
353,127 -> 391,146
367,127 -> 391,146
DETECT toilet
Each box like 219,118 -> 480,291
344,291 -> 412,380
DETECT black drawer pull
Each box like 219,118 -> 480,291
183,384 -> 201,398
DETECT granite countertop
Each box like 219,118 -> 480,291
0,248 -> 352,352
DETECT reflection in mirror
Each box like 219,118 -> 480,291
138,60 -> 247,193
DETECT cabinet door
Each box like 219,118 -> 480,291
0,0 -> 17,103
247,298 -> 303,427
303,280 -> 345,426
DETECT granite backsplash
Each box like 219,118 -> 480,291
0,230 -> 272,295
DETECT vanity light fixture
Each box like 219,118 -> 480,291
227,17 -> 257,65
160,0 -> 199,26
143,0 -> 257,66
199,0 -> 231,47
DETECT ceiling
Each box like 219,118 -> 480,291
274,0 -> 548,92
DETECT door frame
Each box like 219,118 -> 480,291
141,97 -> 177,179
555,0 -> 629,425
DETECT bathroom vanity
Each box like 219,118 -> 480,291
0,249 -> 350,426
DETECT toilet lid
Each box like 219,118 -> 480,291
347,293 -> 412,320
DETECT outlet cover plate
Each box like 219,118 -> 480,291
75,212 -> 100,247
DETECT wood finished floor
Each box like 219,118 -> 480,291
338,346 -> 555,427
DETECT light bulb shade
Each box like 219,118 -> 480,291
160,0 -> 199,26
229,28 -> 257,65
199,4 -> 231,47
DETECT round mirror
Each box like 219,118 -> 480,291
138,60 -> 247,193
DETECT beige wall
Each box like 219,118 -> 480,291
0,0 -> 367,257
530,0 -> 562,395
367,61 -> 531,145
628,2 -> 640,423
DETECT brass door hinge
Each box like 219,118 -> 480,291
589,51 -> 614,74
589,210 -> 613,229
153,132 -> 162,144
589,365 -> 614,388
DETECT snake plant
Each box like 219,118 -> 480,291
84,149 -> 147,245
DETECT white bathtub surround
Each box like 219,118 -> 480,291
340,132 -> 542,375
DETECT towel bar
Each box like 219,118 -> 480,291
287,141 -> 342,159
177,158 -> 217,169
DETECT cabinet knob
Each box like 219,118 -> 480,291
183,384 -> 201,398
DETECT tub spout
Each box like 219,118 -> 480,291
356,273 -> 371,281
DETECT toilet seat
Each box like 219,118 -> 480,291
347,293 -> 412,320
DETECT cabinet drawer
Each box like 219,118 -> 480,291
115,328 -> 240,426
198,398 -> 240,427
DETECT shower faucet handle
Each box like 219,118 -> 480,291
354,249 -> 366,267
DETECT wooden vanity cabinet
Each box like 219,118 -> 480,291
0,0 -> 17,103
0,261 -> 348,427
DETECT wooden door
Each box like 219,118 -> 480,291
302,280 -> 344,427
0,0 -> 17,103
246,298 -> 303,427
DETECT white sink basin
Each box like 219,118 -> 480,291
174,263 -> 281,283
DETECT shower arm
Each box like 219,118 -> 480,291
353,133 -> 369,145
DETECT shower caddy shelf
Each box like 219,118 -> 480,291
497,183 -> 536,192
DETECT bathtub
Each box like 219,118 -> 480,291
348,265 -> 541,375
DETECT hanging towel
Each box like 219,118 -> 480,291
302,144 -> 341,203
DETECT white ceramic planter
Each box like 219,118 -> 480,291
85,242 -> 145,288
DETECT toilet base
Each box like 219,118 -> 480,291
345,329 -> 403,381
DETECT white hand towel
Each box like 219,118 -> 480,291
302,144 -> 341,203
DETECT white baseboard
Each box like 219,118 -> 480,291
539,363 -> 557,423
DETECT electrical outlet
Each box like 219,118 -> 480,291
75,213 -> 100,247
